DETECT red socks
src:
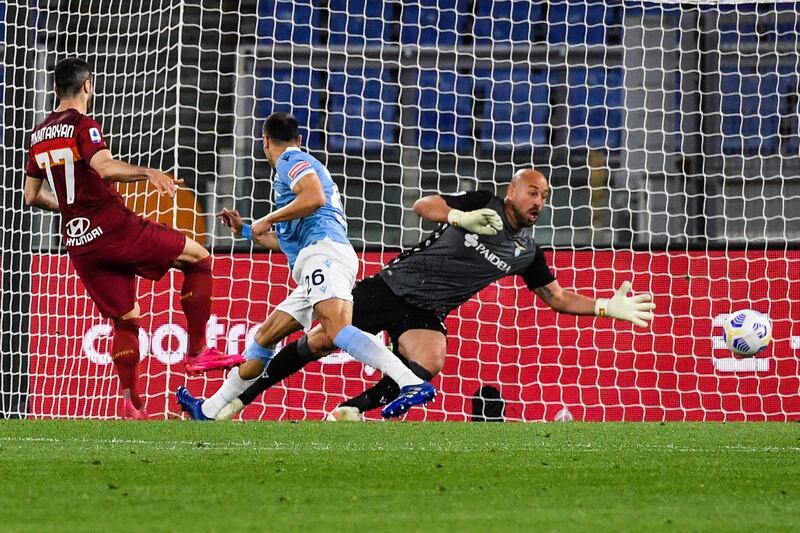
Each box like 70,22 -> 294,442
112,318 -> 142,409
180,256 -> 213,357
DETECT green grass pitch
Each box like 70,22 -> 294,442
1,421 -> 798,532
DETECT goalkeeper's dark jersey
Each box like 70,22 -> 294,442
379,191 -> 555,319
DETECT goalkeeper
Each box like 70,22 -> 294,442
216,169 -> 655,420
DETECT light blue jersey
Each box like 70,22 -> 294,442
273,147 -> 350,269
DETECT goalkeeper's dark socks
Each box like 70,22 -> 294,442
112,318 -> 143,409
407,361 -> 435,382
341,359 -> 436,413
179,255 -> 213,357
238,336 -> 316,406
341,376 -> 400,412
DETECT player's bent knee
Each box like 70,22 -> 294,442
307,331 -> 335,357
316,312 -> 353,342
180,254 -> 212,276
238,358 -> 264,380
254,311 -> 303,348
113,316 -> 141,332
399,331 -> 447,375
314,299 -> 353,339
412,352 -> 445,375
254,329 -> 272,348
254,326 -> 284,348
307,341 -> 335,361
174,237 -> 210,266
319,321 -> 348,343
119,302 -> 141,321
430,346 -> 447,374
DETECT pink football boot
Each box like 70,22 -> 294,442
185,346 -> 245,375
123,399 -> 150,420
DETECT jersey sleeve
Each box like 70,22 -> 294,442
521,247 -> 556,290
26,150 -> 44,180
441,190 -> 493,211
75,117 -> 109,164
277,154 -> 317,192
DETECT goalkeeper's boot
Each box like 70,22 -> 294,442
381,382 -> 437,419
325,406 -> 364,422
123,399 -> 149,420
185,347 -> 245,375
176,386 -> 211,421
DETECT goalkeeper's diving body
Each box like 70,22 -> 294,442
176,112 -> 435,420
217,168 -> 656,421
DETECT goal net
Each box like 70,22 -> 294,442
3,0 -> 799,421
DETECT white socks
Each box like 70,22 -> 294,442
201,367 -> 258,419
333,325 -> 423,389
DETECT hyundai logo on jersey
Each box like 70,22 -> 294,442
66,217 -> 91,238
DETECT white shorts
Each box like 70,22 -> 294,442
275,239 -> 358,329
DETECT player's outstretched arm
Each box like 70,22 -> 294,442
251,172 -> 326,236
534,280 -> 656,328
89,149 -> 183,197
23,176 -> 59,211
414,195 -> 502,235
217,207 -> 281,251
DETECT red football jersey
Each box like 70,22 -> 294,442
26,109 -> 135,254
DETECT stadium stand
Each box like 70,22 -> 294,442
327,68 -> 400,153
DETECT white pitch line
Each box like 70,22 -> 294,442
0,436 -> 798,454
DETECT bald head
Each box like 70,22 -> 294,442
512,168 -> 546,185
504,168 -> 549,229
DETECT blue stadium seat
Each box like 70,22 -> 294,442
476,68 -> 551,150
757,72 -> 780,155
777,10 -> 800,39
548,0 -> 611,45
567,69 -> 588,147
718,14 -> 759,45
416,69 -> 473,152
584,3 -> 610,45
328,0 -> 396,46
623,1 -> 680,14
716,3 -> 800,45
720,69 -> 744,154
605,69 -> 623,149
623,1 -> 683,30
740,73 -> 761,155
472,1 -> 545,45
326,69 -> 400,153
255,68 -> 324,149
778,66 -> 800,107
779,65 -> 800,154
566,67 -> 622,149
518,69 -> 551,146
721,66 -> 782,155
258,0 -> 321,45
400,0 -> 465,47
0,67 -> 3,144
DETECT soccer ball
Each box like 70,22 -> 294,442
722,309 -> 772,358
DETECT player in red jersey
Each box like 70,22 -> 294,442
23,58 -> 244,419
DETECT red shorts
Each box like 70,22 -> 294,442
69,216 -> 186,318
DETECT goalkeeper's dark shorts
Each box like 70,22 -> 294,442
351,275 -> 447,346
